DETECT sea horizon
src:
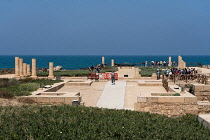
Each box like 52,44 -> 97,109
0,55 -> 210,70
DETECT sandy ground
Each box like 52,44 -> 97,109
124,82 -> 140,110
57,81 -> 107,107
124,81 -> 166,109
190,67 -> 210,74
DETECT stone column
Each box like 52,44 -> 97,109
15,57 -> 20,78
168,57 -> 172,67
111,59 -> 115,66
19,58 -> 24,77
134,67 -> 141,78
27,64 -> 31,76
178,56 -> 182,65
178,56 -> 181,68
102,56 -> 105,67
23,63 -> 27,76
48,62 -> 54,79
178,56 -> 186,68
31,59 -> 37,79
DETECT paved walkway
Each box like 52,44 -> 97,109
96,80 -> 126,109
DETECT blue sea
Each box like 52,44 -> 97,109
0,55 -> 210,70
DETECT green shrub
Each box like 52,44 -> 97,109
139,67 -> 157,77
139,66 -> 173,77
173,93 -> 181,96
0,79 -> 62,97
0,106 -> 209,139
0,90 -> 14,99
18,83 -> 40,92
37,66 -> 118,77
30,79 -> 63,86
20,78 -> 33,83
0,78 -> 11,87
8,78 -> 19,85
18,98 -> 36,104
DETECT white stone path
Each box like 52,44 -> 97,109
96,81 -> 126,109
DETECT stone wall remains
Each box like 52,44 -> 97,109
134,96 -> 198,117
134,102 -> 198,117
193,84 -> 210,101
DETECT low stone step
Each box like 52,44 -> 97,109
198,114 -> 210,129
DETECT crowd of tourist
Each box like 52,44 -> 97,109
150,60 -> 176,67
155,67 -> 198,80
89,64 -> 101,72
163,68 -> 197,75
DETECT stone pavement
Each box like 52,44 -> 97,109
96,80 -> 126,109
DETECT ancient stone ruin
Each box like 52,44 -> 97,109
168,56 -> 172,66
14,57 -> 55,79
178,56 -> 186,68
15,57 -> 31,78
102,56 -> 105,67
111,59 -> 114,66
48,62 -> 54,79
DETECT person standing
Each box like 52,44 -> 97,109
90,65 -> 94,72
111,71 -> 115,85
156,68 -> 161,80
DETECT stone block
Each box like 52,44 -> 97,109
158,97 -> 167,103
194,91 -> 204,96
143,107 -> 151,112
194,85 -> 204,91
158,97 -> 172,103
197,96 -> 205,101
134,103 -> 140,110
146,97 -> 158,103
137,97 -> 146,103
36,97 -> 50,103
202,92 -> 210,96
64,97 -> 74,104
184,97 -> 197,104
50,97 -> 65,103
203,85 -> 210,91
171,97 -> 184,103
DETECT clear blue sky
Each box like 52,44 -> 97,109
0,0 -> 210,55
